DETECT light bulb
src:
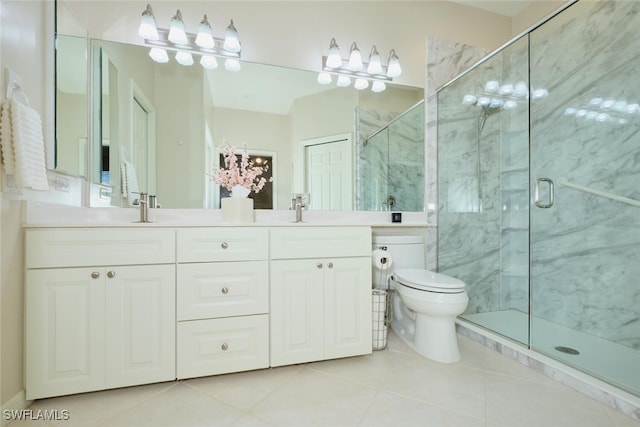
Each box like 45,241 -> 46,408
168,10 -> 188,45
477,97 -> 491,106
225,58 -> 241,71
317,72 -> 332,84
386,49 -> 401,78
336,75 -> 351,87
367,46 -> 382,75
200,55 -> 218,69
223,20 -> 241,53
354,78 -> 369,90
462,95 -> 477,105
347,42 -> 363,71
514,81 -> 528,97
138,4 -> 159,40
499,83 -> 513,95
504,100 -> 518,110
326,38 -> 342,69
371,80 -> 386,93
148,48 -> 169,63
175,51 -> 194,66
484,80 -> 500,92
195,15 -> 215,49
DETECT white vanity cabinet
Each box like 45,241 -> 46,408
25,228 -> 176,400
270,227 -> 372,366
176,228 -> 269,379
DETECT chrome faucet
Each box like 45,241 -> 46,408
133,192 -> 154,223
137,192 -> 149,223
292,195 -> 305,223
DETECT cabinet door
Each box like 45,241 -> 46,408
270,259 -> 324,366
26,268 -> 106,400
324,257 -> 372,359
105,265 -> 176,388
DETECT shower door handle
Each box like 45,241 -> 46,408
534,178 -> 555,208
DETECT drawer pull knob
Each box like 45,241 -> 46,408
91,271 -> 100,279
221,242 -> 229,249
328,262 -> 334,269
221,287 -> 229,295
221,343 -> 229,351
316,263 -> 323,269
107,271 -> 116,278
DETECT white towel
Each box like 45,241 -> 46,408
4,100 -> 49,190
0,101 -> 16,175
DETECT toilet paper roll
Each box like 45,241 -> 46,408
372,249 -> 393,270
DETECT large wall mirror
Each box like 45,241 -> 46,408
56,35 -> 425,210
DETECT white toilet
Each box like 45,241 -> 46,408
372,235 -> 468,363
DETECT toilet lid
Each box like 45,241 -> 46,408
394,268 -> 466,293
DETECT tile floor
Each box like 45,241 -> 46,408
9,332 -> 640,427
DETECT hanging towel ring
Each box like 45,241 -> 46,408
6,81 -> 30,107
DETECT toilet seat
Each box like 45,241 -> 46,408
394,268 -> 466,293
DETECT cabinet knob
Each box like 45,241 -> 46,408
327,262 -> 334,269
221,242 -> 229,249
91,271 -> 100,279
107,271 -> 116,278
221,287 -> 229,295
316,262 -> 323,269
221,343 -> 229,351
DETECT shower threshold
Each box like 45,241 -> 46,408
461,310 -> 640,397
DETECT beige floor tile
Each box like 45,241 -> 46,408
358,390 -> 485,427
97,382 -> 244,427
184,365 -> 301,411
485,372 -> 615,427
249,367 -> 378,426
27,382 -> 175,427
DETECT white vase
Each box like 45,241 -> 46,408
231,185 -> 251,198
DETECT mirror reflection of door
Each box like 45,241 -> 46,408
304,134 -> 353,210
131,84 -> 156,195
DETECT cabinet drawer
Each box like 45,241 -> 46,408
177,261 -> 269,321
270,227 -> 371,259
177,228 -> 268,262
177,315 -> 269,379
26,228 -> 175,268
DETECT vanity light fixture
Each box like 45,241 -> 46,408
318,39 -> 402,93
138,4 -> 242,71
461,79 -> 549,112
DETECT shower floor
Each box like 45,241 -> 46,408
462,309 -> 640,395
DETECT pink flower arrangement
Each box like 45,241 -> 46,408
211,144 -> 270,194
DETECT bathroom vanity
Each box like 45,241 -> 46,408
24,224 -> 372,400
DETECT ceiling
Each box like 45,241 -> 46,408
449,0 -> 535,17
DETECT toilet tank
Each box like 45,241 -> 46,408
372,235 -> 425,270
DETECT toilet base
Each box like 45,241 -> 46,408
414,314 -> 461,363
389,290 -> 465,363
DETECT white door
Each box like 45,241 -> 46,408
26,268 -> 106,399
270,259 -> 324,366
132,98 -> 150,192
105,264 -> 175,388
324,257 -> 372,359
305,135 -> 353,210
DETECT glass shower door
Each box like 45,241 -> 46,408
529,0 -> 640,395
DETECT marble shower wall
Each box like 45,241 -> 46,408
425,38 -> 489,270
356,103 -> 424,212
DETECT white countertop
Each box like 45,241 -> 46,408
22,202 -> 433,228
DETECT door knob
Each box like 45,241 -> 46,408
316,262 -> 323,269
327,262 -> 334,269
107,271 -> 116,278
91,271 -> 100,279
221,287 -> 229,295
221,242 -> 229,249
